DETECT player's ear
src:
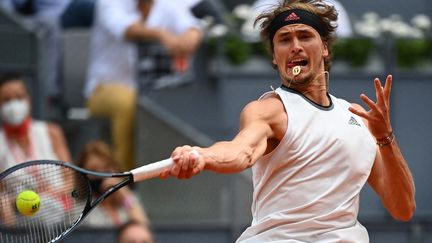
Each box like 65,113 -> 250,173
271,56 -> 278,70
322,42 -> 329,58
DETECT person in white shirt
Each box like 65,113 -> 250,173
0,74 -> 72,233
85,0 -> 203,170
0,73 -> 71,171
160,0 -> 416,242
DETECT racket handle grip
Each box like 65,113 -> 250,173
131,158 -> 174,182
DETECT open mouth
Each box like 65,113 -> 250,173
287,59 -> 308,68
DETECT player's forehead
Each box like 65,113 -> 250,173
274,24 -> 318,37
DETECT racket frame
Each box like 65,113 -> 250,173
0,160 -> 134,242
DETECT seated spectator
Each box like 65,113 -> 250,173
84,0 -> 203,170
0,73 -> 71,171
117,220 -> 155,243
76,140 -> 149,227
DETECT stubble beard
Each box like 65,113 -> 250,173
283,69 -> 317,90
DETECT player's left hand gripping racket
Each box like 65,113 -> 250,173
0,158 -> 173,243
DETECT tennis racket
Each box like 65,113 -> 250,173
0,158 -> 174,243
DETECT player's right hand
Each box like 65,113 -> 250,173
159,145 -> 205,179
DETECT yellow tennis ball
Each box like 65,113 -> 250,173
16,190 -> 41,216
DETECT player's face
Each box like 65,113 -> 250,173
272,24 -> 328,88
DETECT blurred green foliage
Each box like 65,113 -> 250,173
332,38 -> 375,67
206,35 -> 431,69
206,34 -> 270,65
395,39 -> 432,68
223,34 -> 252,65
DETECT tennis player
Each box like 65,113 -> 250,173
161,0 -> 416,242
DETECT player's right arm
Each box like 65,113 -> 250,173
165,96 -> 285,179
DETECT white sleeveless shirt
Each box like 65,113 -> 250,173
0,121 -> 58,172
237,87 -> 376,243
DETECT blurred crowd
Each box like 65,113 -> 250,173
0,73 -> 150,236
0,0 -> 229,239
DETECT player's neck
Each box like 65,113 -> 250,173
298,71 -> 330,106
303,88 -> 329,106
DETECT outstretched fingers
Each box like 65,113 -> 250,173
383,75 -> 392,107
349,75 -> 394,139
375,75 -> 393,108
360,93 -> 378,114
374,78 -> 384,105
348,104 -> 368,119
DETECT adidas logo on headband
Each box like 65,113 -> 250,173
285,12 -> 300,21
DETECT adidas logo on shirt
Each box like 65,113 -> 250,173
348,116 -> 361,126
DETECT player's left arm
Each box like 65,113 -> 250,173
349,75 -> 416,221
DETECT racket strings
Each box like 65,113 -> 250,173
0,163 -> 91,243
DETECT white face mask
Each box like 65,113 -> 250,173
1,99 -> 30,126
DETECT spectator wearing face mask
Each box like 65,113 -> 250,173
0,73 -> 71,172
